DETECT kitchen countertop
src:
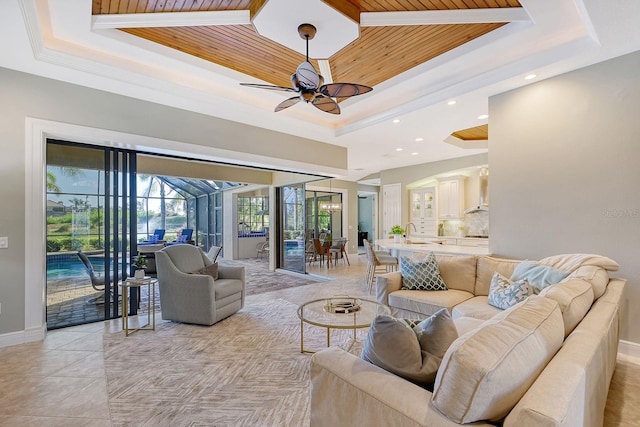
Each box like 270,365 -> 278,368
375,238 -> 491,257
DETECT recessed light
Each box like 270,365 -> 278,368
411,152 -> 419,156
477,114 -> 489,120
525,74 -> 537,80
392,119 -> 400,124
396,148 -> 403,151
415,137 -> 423,142
447,100 -> 456,106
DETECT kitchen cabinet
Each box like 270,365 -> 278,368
438,177 -> 466,219
409,187 -> 437,236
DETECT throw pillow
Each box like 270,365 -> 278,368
487,272 -> 533,310
413,308 -> 459,359
510,261 -> 570,294
192,263 -> 218,280
177,235 -> 188,243
361,310 -> 458,387
400,253 -> 448,291
148,234 -> 158,243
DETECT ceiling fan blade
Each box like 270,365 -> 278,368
240,83 -> 298,93
320,83 -> 373,98
312,95 -> 340,115
275,96 -> 301,112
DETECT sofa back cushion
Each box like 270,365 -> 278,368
539,278 -> 594,337
434,254 -> 477,294
475,256 -> 521,296
432,295 -> 564,424
564,265 -> 609,300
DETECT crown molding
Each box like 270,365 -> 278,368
360,7 -> 530,27
92,10 -> 251,29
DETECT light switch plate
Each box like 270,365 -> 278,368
0,237 -> 7,249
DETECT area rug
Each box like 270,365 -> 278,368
219,258 -> 323,296
103,298 -> 366,427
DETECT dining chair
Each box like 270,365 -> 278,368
329,239 -> 350,266
363,239 -> 398,293
311,238 -> 332,267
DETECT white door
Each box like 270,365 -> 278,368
382,183 -> 401,238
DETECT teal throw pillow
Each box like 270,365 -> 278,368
400,253 -> 448,291
488,272 -> 533,310
510,261 -> 570,294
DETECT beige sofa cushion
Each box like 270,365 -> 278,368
453,316 -> 486,336
475,256 -> 521,296
564,265 -> 609,300
432,295 -> 564,423
435,254 -> 477,294
388,289 -> 474,317
539,278 -> 594,337
537,253 -> 619,272
451,296 -> 501,321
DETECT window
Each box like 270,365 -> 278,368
237,196 -> 269,235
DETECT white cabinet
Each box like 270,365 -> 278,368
409,187 -> 437,236
438,177 -> 466,219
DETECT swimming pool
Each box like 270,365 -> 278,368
47,253 -> 108,280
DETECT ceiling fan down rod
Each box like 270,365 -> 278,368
297,23 -> 316,62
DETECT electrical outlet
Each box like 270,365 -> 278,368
0,237 -> 7,249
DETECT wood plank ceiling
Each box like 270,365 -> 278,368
92,0 -> 522,91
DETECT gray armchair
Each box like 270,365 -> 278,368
155,244 -> 245,326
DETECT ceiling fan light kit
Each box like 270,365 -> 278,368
240,23 -> 372,115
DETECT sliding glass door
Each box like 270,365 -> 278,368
279,184 -> 306,274
46,140 -> 136,329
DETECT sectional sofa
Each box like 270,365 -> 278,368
310,253 -> 625,427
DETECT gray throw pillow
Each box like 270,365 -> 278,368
414,308 -> 459,359
192,263 -> 218,280
361,310 -> 458,387
400,252 -> 448,291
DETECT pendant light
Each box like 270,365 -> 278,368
319,180 -> 342,212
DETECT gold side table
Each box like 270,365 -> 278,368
120,277 -> 157,336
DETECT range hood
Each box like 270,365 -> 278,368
464,167 -> 489,214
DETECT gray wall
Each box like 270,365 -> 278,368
490,50 -> 640,343
0,67 -> 346,336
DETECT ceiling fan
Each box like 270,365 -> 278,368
240,23 -> 373,115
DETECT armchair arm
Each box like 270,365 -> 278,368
218,265 -> 245,281
376,271 -> 403,305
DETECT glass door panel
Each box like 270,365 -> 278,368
46,141 -> 136,329
280,184 -> 306,273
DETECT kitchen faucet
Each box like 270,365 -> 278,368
404,222 -> 417,241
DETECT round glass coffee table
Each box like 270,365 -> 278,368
297,296 -> 391,354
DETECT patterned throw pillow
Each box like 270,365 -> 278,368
177,234 -> 188,243
400,253 -> 448,291
488,272 -> 533,310
148,234 -> 158,243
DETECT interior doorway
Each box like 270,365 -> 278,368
357,191 -> 377,254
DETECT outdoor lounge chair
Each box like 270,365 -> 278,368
77,251 -> 113,304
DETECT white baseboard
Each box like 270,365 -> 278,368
618,339 -> 640,359
0,325 -> 46,349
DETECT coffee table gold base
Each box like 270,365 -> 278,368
297,297 -> 390,354
120,277 -> 157,336
299,321 -> 358,354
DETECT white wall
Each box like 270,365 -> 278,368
490,50 -> 640,344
